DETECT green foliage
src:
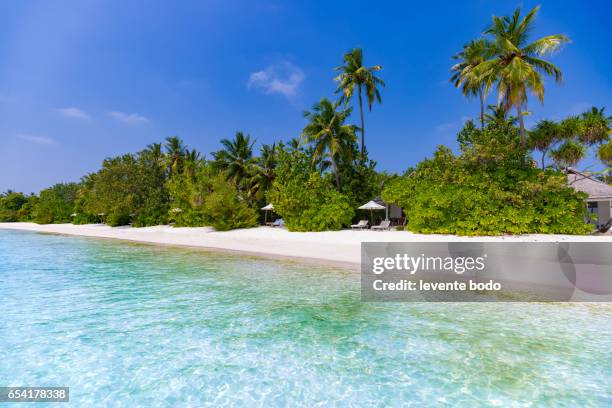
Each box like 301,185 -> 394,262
166,162 -> 214,227
267,149 -> 354,231
0,191 -> 29,221
80,147 -> 169,227
33,183 -> 79,224
383,126 -> 592,236
202,175 -> 258,231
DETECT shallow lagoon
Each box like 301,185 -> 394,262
0,229 -> 610,407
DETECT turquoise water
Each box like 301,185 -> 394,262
0,230 -> 610,407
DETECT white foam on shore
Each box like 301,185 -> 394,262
1,222 -> 610,267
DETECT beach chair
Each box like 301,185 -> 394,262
271,218 -> 284,228
351,220 -> 369,230
371,220 -> 391,231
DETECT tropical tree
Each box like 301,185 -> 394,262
334,48 -> 384,156
301,98 -> 358,188
451,39 -> 494,128
578,106 -> 611,146
598,142 -> 612,167
550,140 -> 585,170
249,143 -> 277,201
475,5 -> 570,148
212,131 -> 255,186
164,136 -> 187,175
183,149 -> 202,179
529,119 -> 562,168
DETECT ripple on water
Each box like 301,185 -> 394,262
0,229 -> 611,407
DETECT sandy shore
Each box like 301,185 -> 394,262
1,222 -> 611,268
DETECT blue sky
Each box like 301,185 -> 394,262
1,0 -> 611,193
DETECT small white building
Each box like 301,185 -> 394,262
567,168 -> 612,229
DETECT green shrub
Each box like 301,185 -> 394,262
0,191 -> 29,222
106,212 -> 131,227
33,183 -> 79,224
384,123 -> 592,236
72,212 -> 101,224
202,175 -> 258,231
267,149 -> 354,231
383,145 -> 591,236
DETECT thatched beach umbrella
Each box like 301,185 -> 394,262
261,203 -> 274,224
358,200 -> 385,224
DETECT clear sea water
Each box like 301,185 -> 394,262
0,229 -> 610,407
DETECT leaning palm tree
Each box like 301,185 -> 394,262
475,5 -> 569,149
301,98 -> 358,188
334,48 -> 384,157
213,132 -> 255,185
529,119 -> 562,169
451,39 -> 494,128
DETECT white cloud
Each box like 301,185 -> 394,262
247,61 -> 304,98
57,107 -> 90,119
17,134 -> 55,145
109,111 -> 149,124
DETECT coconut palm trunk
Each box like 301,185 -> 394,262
479,88 -> 485,129
357,84 -> 365,157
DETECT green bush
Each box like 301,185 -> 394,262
202,175 -> 258,231
33,183 -> 79,224
267,149 -> 354,231
383,126 -> 592,236
106,212 -> 131,227
0,191 -> 29,222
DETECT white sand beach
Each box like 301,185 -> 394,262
1,222 -> 611,268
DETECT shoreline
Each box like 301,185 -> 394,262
1,222 -> 611,269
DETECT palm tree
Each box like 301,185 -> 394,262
183,149 -> 201,178
579,106 -> 611,146
301,98 -> 358,188
164,136 -> 187,174
334,48 -> 384,157
213,132 -> 255,185
476,6 -> 569,149
529,120 -> 562,168
249,143 -> 277,201
550,140 -> 585,170
451,39 -> 494,128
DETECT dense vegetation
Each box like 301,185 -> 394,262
1,6 -> 610,234
383,121 -> 593,235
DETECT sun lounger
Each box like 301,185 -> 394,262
270,218 -> 284,228
371,220 -> 391,231
351,220 -> 369,230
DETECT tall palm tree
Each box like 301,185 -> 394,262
529,119 -> 562,168
164,136 -> 187,175
334,48 -> 384,157
476,5 -> 569,148
451,39 -> 494,128
213,132 -> 255,185
301,98 -> 358,188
